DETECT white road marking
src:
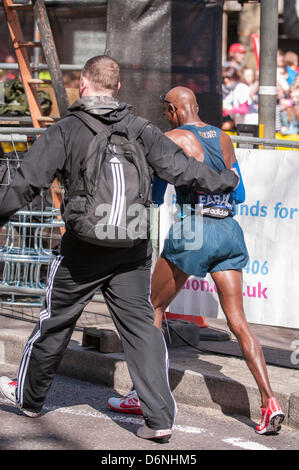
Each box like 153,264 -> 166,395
223,437 -> 276,451
44,403 -> 143,425
173,424 -> 206,434
44,404 -> 207,434
0,397 -> 276,450
0,398 -> 206,434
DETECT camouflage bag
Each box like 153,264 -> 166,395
0,79 -> 52,115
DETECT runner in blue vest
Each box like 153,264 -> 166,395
108,86 -> 285,436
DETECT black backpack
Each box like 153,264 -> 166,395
62,111 -> 153,247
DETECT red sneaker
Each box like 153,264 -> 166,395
255,397 -> 285,435
107,390 -> 143,415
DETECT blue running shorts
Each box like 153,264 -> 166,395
161,215 -> 249,277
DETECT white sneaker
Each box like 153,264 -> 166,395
107,390 -> 143,415
137,423 -> 172,443
0,376 -> 39,418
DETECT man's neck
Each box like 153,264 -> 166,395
80,87 -> 115,98
182,116 -> 205,126
92,91 -> 114,97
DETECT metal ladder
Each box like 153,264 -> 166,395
2,0 -> 69,126
2,0 -> 67,230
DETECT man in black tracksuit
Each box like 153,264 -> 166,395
0,56 -> 238,442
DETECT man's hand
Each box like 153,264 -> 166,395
231,167 -> 240,188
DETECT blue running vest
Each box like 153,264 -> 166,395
175,124 -> 235,218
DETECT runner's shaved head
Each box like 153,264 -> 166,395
164,86 -> 198,110
163,86 -> 199,127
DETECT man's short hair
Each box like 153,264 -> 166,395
82,55 -> 120,91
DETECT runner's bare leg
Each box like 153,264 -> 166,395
151,257 -> 189,330
211,269 -> 274,408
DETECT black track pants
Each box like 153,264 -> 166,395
15,233 -> 176,430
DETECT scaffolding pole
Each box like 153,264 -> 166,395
258,0 -> 279,142
0,62 -> 84,71
1,128 -> 299,149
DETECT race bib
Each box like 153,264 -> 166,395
197,193 -> 232,218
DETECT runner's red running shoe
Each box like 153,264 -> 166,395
255,397 -> 285,434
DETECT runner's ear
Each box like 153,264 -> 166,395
168,103 -> 176,114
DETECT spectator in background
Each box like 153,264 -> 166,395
240,66 -> 259,124
292,74 -> 299,91
284,51 -> 299,74
277,49 -> 297,89
222,65 -> 249,130
280,77 -> 299,136
291,75 -> 299,123
276,82 -> 286,134
0,54 -> 18,82
239,66 -> 259,125
226,43 -> 246,71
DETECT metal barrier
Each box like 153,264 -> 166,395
0,128 -> 298,327
0,209 -> 64,306
230,135 -> 299,149
0,136 -> 110,328
0,146 -> 64,307
2,127 -> 299,146
0,140 -> 63,308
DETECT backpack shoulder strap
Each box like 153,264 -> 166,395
65,111 -> 111,198
126,115 -> 150,140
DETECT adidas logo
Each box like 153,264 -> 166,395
110,156 -> 120,163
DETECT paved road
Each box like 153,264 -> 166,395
0,363 -> 298,457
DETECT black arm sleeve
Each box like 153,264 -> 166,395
141,124 -> 239,193
0,123 -> 67,226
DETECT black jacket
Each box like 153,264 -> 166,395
0,95 -> 238,226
